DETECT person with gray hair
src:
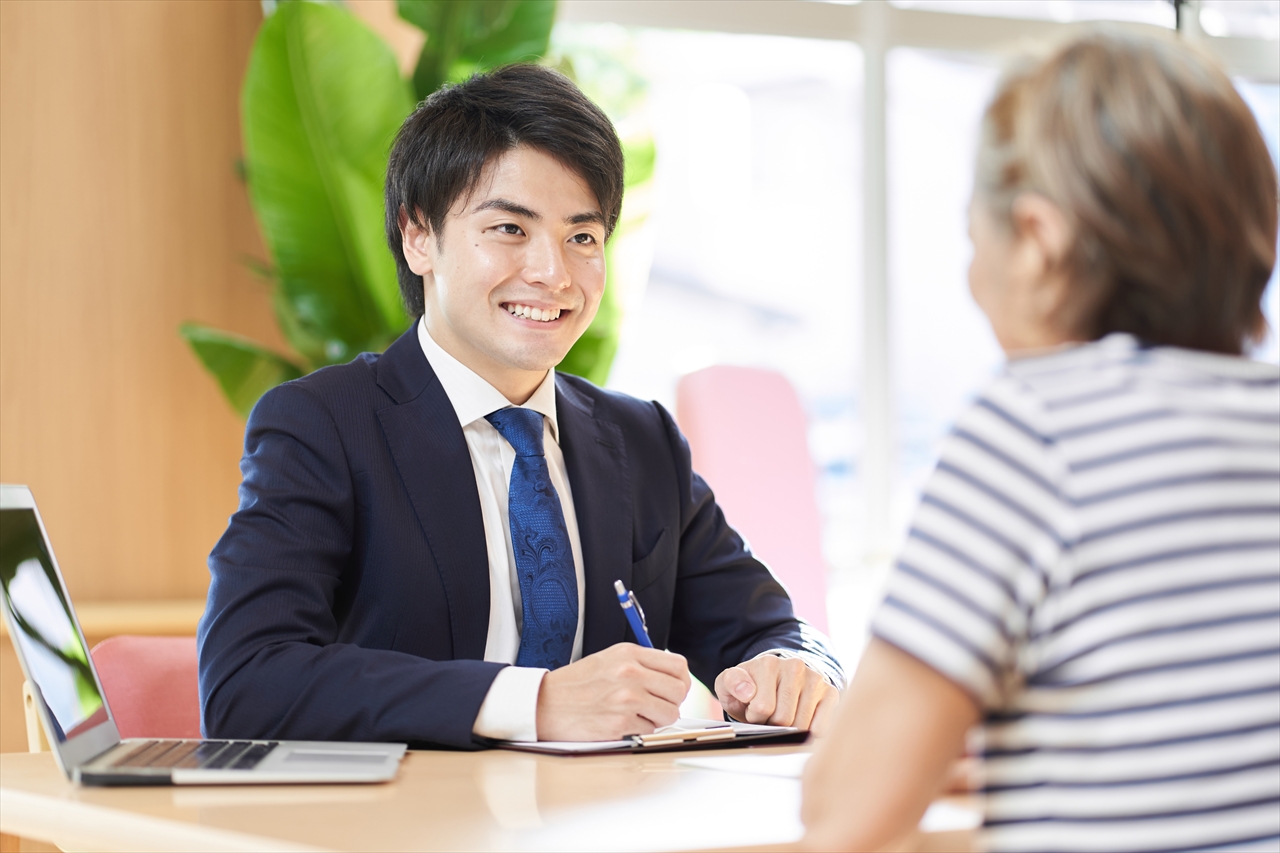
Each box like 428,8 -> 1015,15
802,29 -> 1279,852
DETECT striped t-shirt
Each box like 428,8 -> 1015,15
872,333 -> 1280,853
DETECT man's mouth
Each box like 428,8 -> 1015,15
503,302 -> 563,323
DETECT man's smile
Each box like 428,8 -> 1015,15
502,302 -> 567,323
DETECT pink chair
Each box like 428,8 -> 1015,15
90,635 -> 202,739
676,366 -> 829,632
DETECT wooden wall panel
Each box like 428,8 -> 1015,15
0,0 -> 279,606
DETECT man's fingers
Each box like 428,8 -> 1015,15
715,665 -> 756,705
809,689 -> 839,736
605,644 -> 690,705
634,691 -> 681,729
717,658 -> 842,730
756,659 -> 805,725
715,665 -> 761,723
619,688 -> 680,731
602,676 -> 682,733
631,664 -> 690,707
629,645 -> 691,683
537,646 -> 691,741
610,646 -> 688,719
745,690 -> 776,723
789,672 -> 829,731
717,657 -> 777,723
742,655 -> 778,717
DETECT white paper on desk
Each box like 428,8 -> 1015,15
500,718 -> 790,753
676,753 -> 983,833
677,751 -> 811,778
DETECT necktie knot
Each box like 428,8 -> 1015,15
486,408 -> 546,458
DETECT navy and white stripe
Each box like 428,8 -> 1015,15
871,334 -> 1280,853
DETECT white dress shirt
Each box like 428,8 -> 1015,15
416,318 -> 585,742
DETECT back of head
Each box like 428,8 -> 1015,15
976,30 -> 1278,355
385,64 -> 625,319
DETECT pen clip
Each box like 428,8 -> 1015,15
627,591 -> 647,632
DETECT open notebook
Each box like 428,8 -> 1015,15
495,718 -> 807,755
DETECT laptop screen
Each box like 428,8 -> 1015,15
0,508 -> 107,742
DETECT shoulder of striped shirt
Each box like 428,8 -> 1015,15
989,337 -> 1277,425
1004,334 -> 1280,386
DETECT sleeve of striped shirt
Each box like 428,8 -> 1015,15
871,376 -> 1072,709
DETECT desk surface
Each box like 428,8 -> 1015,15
2,745 -> 814,852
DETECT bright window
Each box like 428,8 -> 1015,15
888,0 -> 1175,26
555,0 -> 1280,658
554,25 -> 866,586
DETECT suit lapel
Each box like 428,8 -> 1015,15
375,328 -> 490,661
557,377 -> 633,655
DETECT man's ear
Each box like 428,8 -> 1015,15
399,208 -> 436,277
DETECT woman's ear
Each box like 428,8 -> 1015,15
1010,193 -> 1072,276
1010,193 -> 1076,329
399,208 -> 436,277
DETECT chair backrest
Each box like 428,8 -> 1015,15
676,365 -> 829,632
22,679 -> 52,752
89,635 -> 201,740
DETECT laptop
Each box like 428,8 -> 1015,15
0,484 -> 407,786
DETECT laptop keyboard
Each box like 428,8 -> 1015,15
108,740 -> 279,771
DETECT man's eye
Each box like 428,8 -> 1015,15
570,233 -> 597,245
496,223 -> 524,236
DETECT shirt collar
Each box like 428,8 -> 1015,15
416,316 -> 560,442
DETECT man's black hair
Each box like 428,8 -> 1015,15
385,64 -> 625,319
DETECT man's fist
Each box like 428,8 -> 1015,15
715,655 -> 839,734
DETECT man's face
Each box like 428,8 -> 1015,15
401,145 -> 608,402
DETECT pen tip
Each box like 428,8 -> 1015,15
614,580 -> 626,594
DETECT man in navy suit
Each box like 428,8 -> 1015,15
198,65 -> 844,749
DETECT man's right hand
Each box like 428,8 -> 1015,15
535,643 -> 691,741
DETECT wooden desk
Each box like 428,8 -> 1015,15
2,744 -> 814,852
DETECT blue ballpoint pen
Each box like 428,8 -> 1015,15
613,580 -> 654,648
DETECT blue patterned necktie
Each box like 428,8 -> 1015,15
486,407 -> 578,670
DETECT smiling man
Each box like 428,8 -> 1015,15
197,65 -> 844,748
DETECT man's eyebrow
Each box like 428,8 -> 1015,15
473,198 -> 604,228
566,211 -> 606,227
473,198 -> 540,220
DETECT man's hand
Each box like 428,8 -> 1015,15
715,655 -> 839,734
536,643 -> 691,741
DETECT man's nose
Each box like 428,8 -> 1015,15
523,237 -> 571,291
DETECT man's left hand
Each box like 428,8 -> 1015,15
714,655 -> 839,735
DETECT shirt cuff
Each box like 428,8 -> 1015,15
753,649 -> 846,691
471,666 -> 548,742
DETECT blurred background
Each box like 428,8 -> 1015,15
1,0 -> 1277,753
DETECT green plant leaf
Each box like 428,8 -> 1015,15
549,30 -> 656,386
558,133 -> 655,386
623,136 -> 656,188
556,325 -> 617,386
399,0 -> 468,99
456,1 -> 554,69
558,234 -> 625,385
180,324 -> 304,418
398,0 -> 555,100
242,1 -> 413,366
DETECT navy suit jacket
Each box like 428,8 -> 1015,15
198,326 -> 843,749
